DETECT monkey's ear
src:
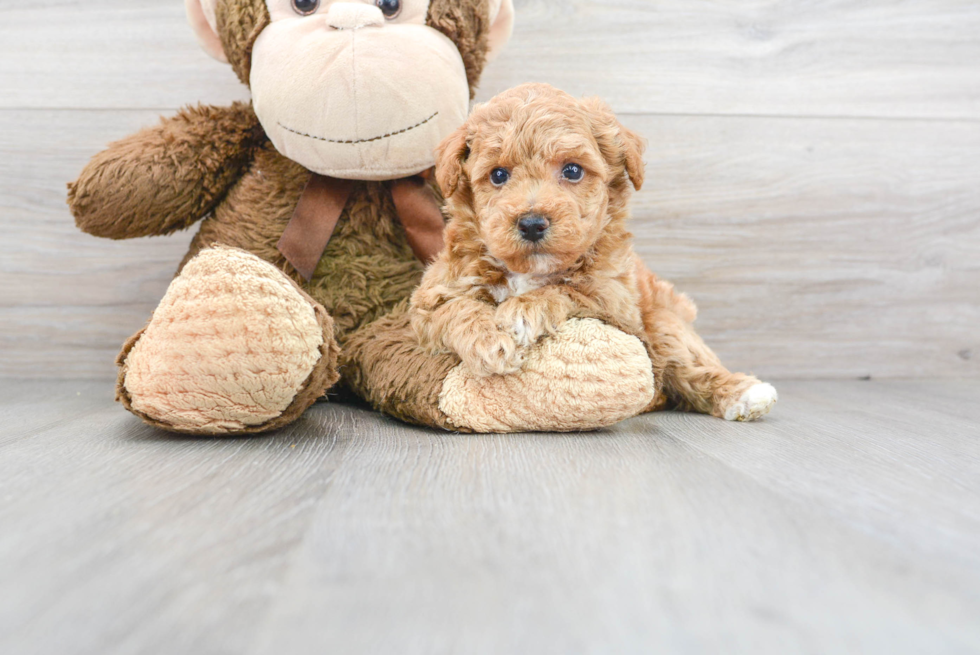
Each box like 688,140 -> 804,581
487,0 -> 516,62
435,125 -> 471,199
185,0 -> 229,63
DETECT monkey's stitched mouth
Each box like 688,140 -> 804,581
277,111 -> 439,145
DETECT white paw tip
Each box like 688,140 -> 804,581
724,383 -> 778,422
512,317 -> 533,347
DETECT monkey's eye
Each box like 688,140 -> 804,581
292,0 -> 319,15
490,168 -> 510,187
562,163 -> 585,183
376,0 -> 401,19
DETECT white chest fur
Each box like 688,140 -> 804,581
489,272 -> 547,303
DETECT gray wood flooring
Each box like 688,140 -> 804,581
2,378 -> 979,654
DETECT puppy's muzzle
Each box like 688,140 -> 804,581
517,214 -> 550,243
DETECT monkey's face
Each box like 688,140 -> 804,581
250,0 -> 470,180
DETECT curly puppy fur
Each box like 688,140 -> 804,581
412,83 -> 776,421
411,83 -> 647,377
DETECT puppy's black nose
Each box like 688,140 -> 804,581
517,214 -> 549,243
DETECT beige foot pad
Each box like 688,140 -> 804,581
119,246 -> 337,434
439,318 -> 655,433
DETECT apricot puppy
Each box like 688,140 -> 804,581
411,83 -> 647,377
413,83 -> 778,421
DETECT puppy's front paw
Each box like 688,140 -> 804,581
511,316 -> 533,348
462,330 -> 526,377
496,300 -> 565,348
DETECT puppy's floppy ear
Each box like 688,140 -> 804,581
435,125 -> 471,199
582,97 -> 647,191
618,124 -> 646,191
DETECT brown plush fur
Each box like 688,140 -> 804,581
215,0 -> 270,85
70,104 -> 429,346
67,0 -> 492,433
68,102 -> 264,239
425,0 -> 492,98
412,83 -> 766,419
177,140 -> 430,342
343,300 -> 460,430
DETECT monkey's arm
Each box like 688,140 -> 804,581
68,102 -> 262,239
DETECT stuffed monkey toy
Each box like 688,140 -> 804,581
69,0 -> 775,435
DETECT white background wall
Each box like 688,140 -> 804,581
1,0 -> 978,379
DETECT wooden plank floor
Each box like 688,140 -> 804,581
2,379 -> 978,654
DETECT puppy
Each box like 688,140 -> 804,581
412,83 -> 777,421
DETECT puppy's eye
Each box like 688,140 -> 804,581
292,0 -> 319,15
562,163 -> 585,183
490,168 -> 510,187
376,0 -> 401,18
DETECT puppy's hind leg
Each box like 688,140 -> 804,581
635,261 -> 777,421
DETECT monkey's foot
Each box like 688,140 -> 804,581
439,319 -> 655,432
117,246 -> 340,434
345,311 -> 655,433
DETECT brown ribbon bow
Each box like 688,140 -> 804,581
277,170 -> 446,281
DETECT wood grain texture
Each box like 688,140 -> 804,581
1,0 -> 978,379
2,110 -> 977,379
484,0 -> 980,120
1,379 -> 979,654
624,114 -> 980,379
0,380 -> 356,655
2,1 -> 979,119
0,3 -> 249,110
